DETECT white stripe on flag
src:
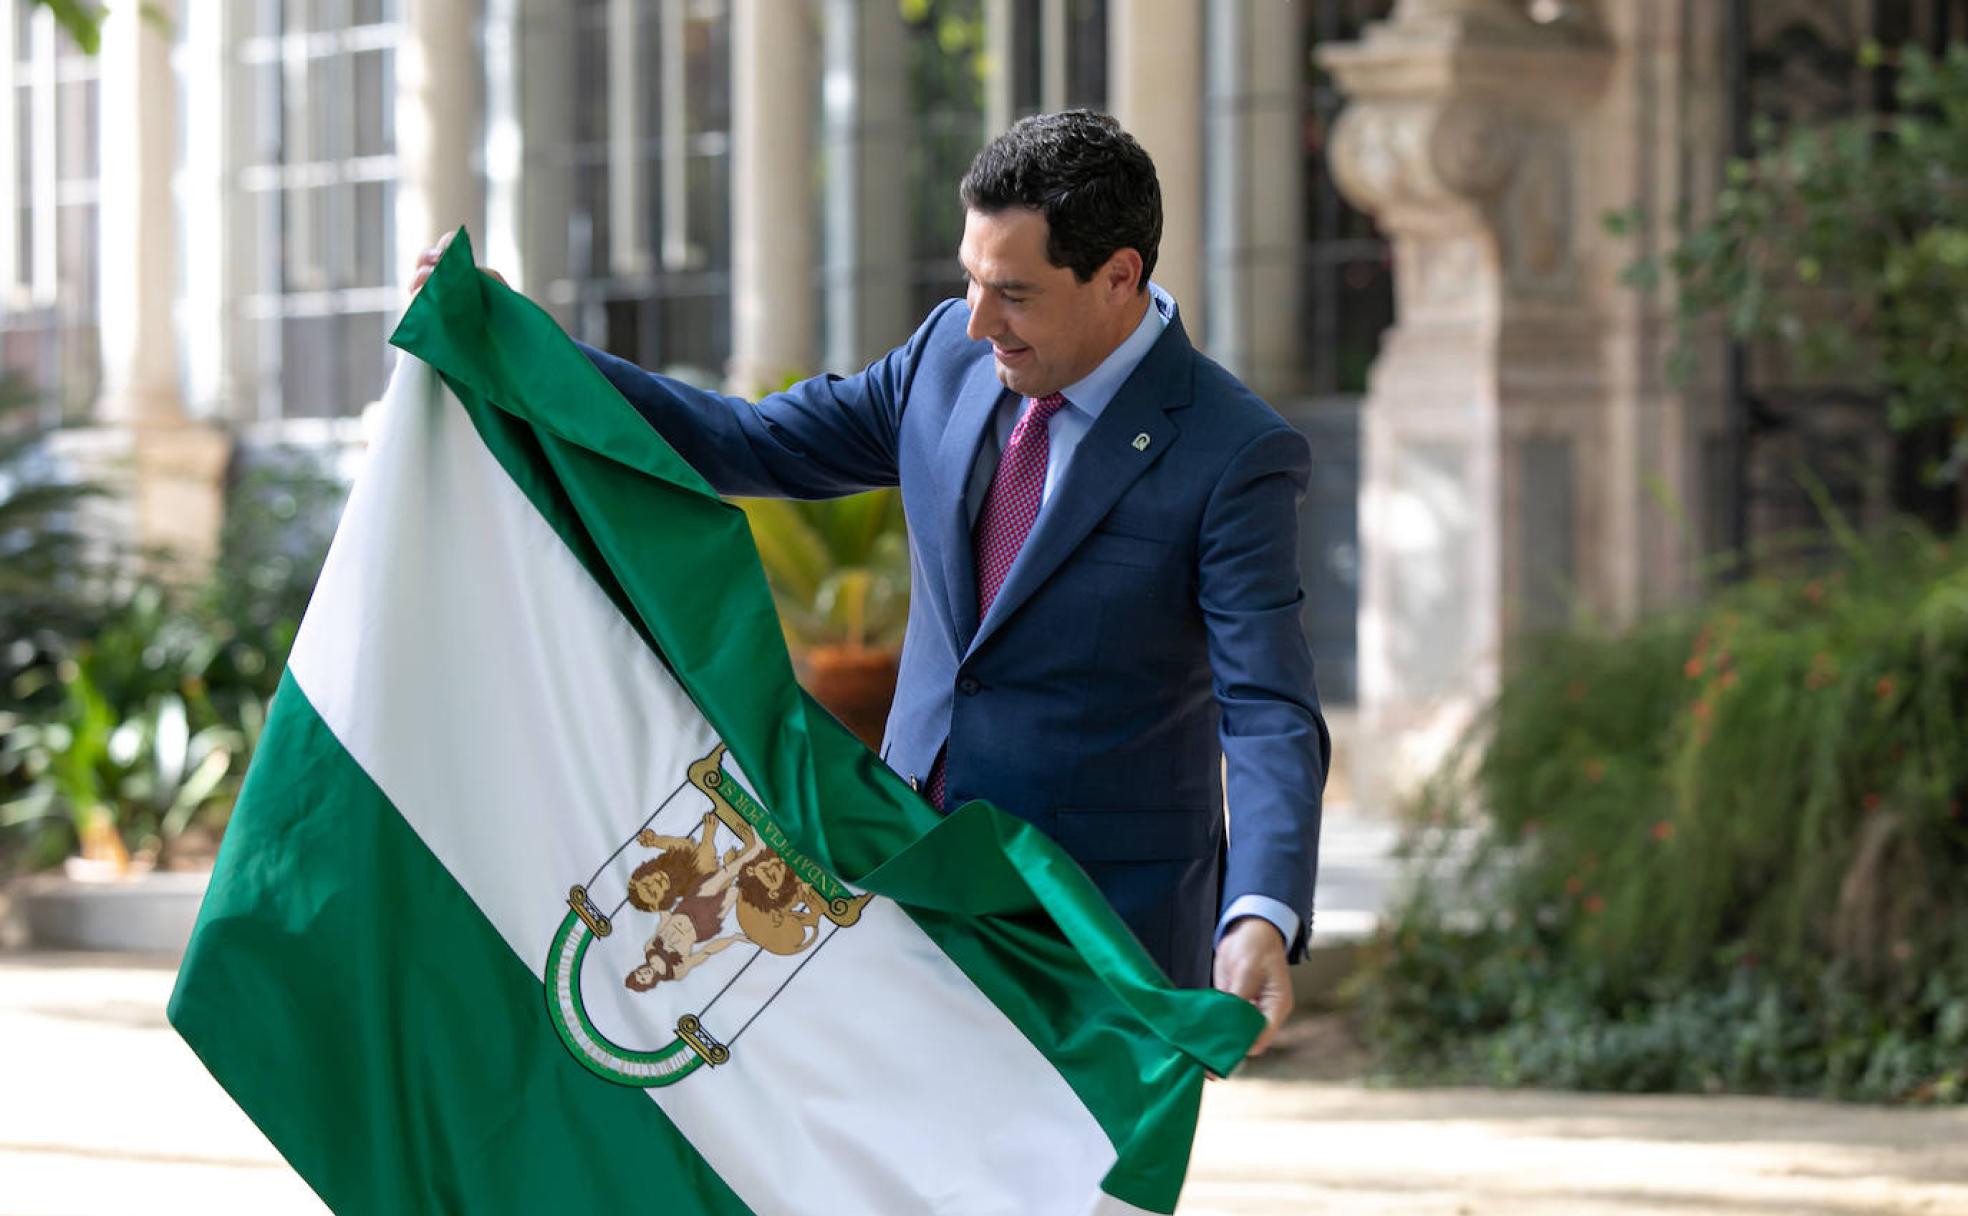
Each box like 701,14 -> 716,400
289,360 -> 1143,1215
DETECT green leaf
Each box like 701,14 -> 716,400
34,0 -> 104,55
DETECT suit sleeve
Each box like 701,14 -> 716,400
578,300 -> 960,499
1198,424 -> 1330,961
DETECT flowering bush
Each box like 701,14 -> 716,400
1355,522 -> 1968,1102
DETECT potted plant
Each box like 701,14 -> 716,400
738,490 -> 910,748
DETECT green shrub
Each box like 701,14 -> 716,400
0,451 -> 341,871
1632,41 -> 1968,479
1360,523 -> 1968,1102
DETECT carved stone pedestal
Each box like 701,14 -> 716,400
1323,3 -> 1611,808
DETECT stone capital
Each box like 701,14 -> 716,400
1322,8 -> 1610,232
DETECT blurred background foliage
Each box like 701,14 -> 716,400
739,491 -> 910,652
1352,501 -> 1968,1104
1625,41 -> 1968,483
1354,37 -> 1968,1105
0,384 -> 341,875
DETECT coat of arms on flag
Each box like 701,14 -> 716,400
167,229 -> 1263,1216
549,743 -> 872,1085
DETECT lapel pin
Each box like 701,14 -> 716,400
1132,432 -> 1151,452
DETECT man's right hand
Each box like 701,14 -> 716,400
410,232 -> 505,295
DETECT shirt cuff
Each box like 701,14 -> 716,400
1215,894 -> 1301,951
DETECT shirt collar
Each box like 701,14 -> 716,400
1056,282 -> 1174,421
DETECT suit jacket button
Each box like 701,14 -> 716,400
958,677 -> 980,696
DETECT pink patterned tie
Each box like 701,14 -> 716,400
926,392 -> 1068,809
974,392 -> 1069,616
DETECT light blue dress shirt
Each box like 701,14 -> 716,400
964,282 -> 1304,955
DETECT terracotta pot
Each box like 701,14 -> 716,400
794,644 -> 900,750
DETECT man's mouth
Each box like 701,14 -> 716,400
993,345 -> 1031,364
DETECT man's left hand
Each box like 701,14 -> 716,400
1213,916 -> 1293,1057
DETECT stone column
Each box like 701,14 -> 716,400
93,0 -> 229,569
822,0 -> 912,370
178,0 -> 232,420
984,0 -> 1017,136
1203,0 -> 1304,400
1109,0 -> 1203,332
396,0 -> 486,290
27,7 -> 54,308
0,0 -> 17,300
484,0 -> 574,315
1039,0 -> 1068,113
729,0 -> 817,392
1581,0 -> 1725,621
1322,1 -> 1611,804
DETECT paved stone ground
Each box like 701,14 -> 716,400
4,953 -> 1966,1215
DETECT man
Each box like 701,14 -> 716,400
415,111 -> 1327,1054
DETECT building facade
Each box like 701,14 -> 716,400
3,0 -> 1936,805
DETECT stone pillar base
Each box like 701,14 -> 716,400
1325,4 -> 1611,811
49,424 -> 232,578
133,425 -> 232,573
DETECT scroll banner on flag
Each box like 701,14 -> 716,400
168,230 -> 1263,1215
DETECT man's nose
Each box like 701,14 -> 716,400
965,289 -> 997,342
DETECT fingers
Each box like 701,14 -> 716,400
1213,918 -> 1294,1060
408,232 -> 503,296
409,233 -> 452,296
1249,983 -> 1291,1056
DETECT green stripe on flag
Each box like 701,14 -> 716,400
169,673 -> 752,1216
390,230 -> 1262,1210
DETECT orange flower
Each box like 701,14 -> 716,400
1692,700 -> 1713,721
1803,579 -> 1826,604
1719,670 -> 1740,690
1584,895 -> 1607,915
1565,681 -> 1588,703
1862,792 -> 1883,814
1875,675 -> 1897,701
1651,820 -> 1675,842
1949,800 -> 1962,821
1583,757 -> 1606,783
1684,657 -> 1705,679
1565,875 -> 1584,896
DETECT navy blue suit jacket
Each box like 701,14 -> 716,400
585,299 -> 1328,988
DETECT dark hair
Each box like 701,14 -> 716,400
959,110 -> 1160,289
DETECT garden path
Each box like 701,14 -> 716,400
3,953 -> 1964,1215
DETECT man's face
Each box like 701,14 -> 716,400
959,208 -> 1140,398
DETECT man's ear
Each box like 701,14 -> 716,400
1100,248 -> 1144,301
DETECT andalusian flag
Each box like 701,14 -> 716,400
168,232 -> 1262,1214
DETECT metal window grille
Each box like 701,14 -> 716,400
0,1 -> 102,424
232,0 -> 406,421
1717,0 -> 1968,563
552,0 -> 733,384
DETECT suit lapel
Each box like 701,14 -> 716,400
965,316 -> 1197,660
935,356 -> 1010,650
